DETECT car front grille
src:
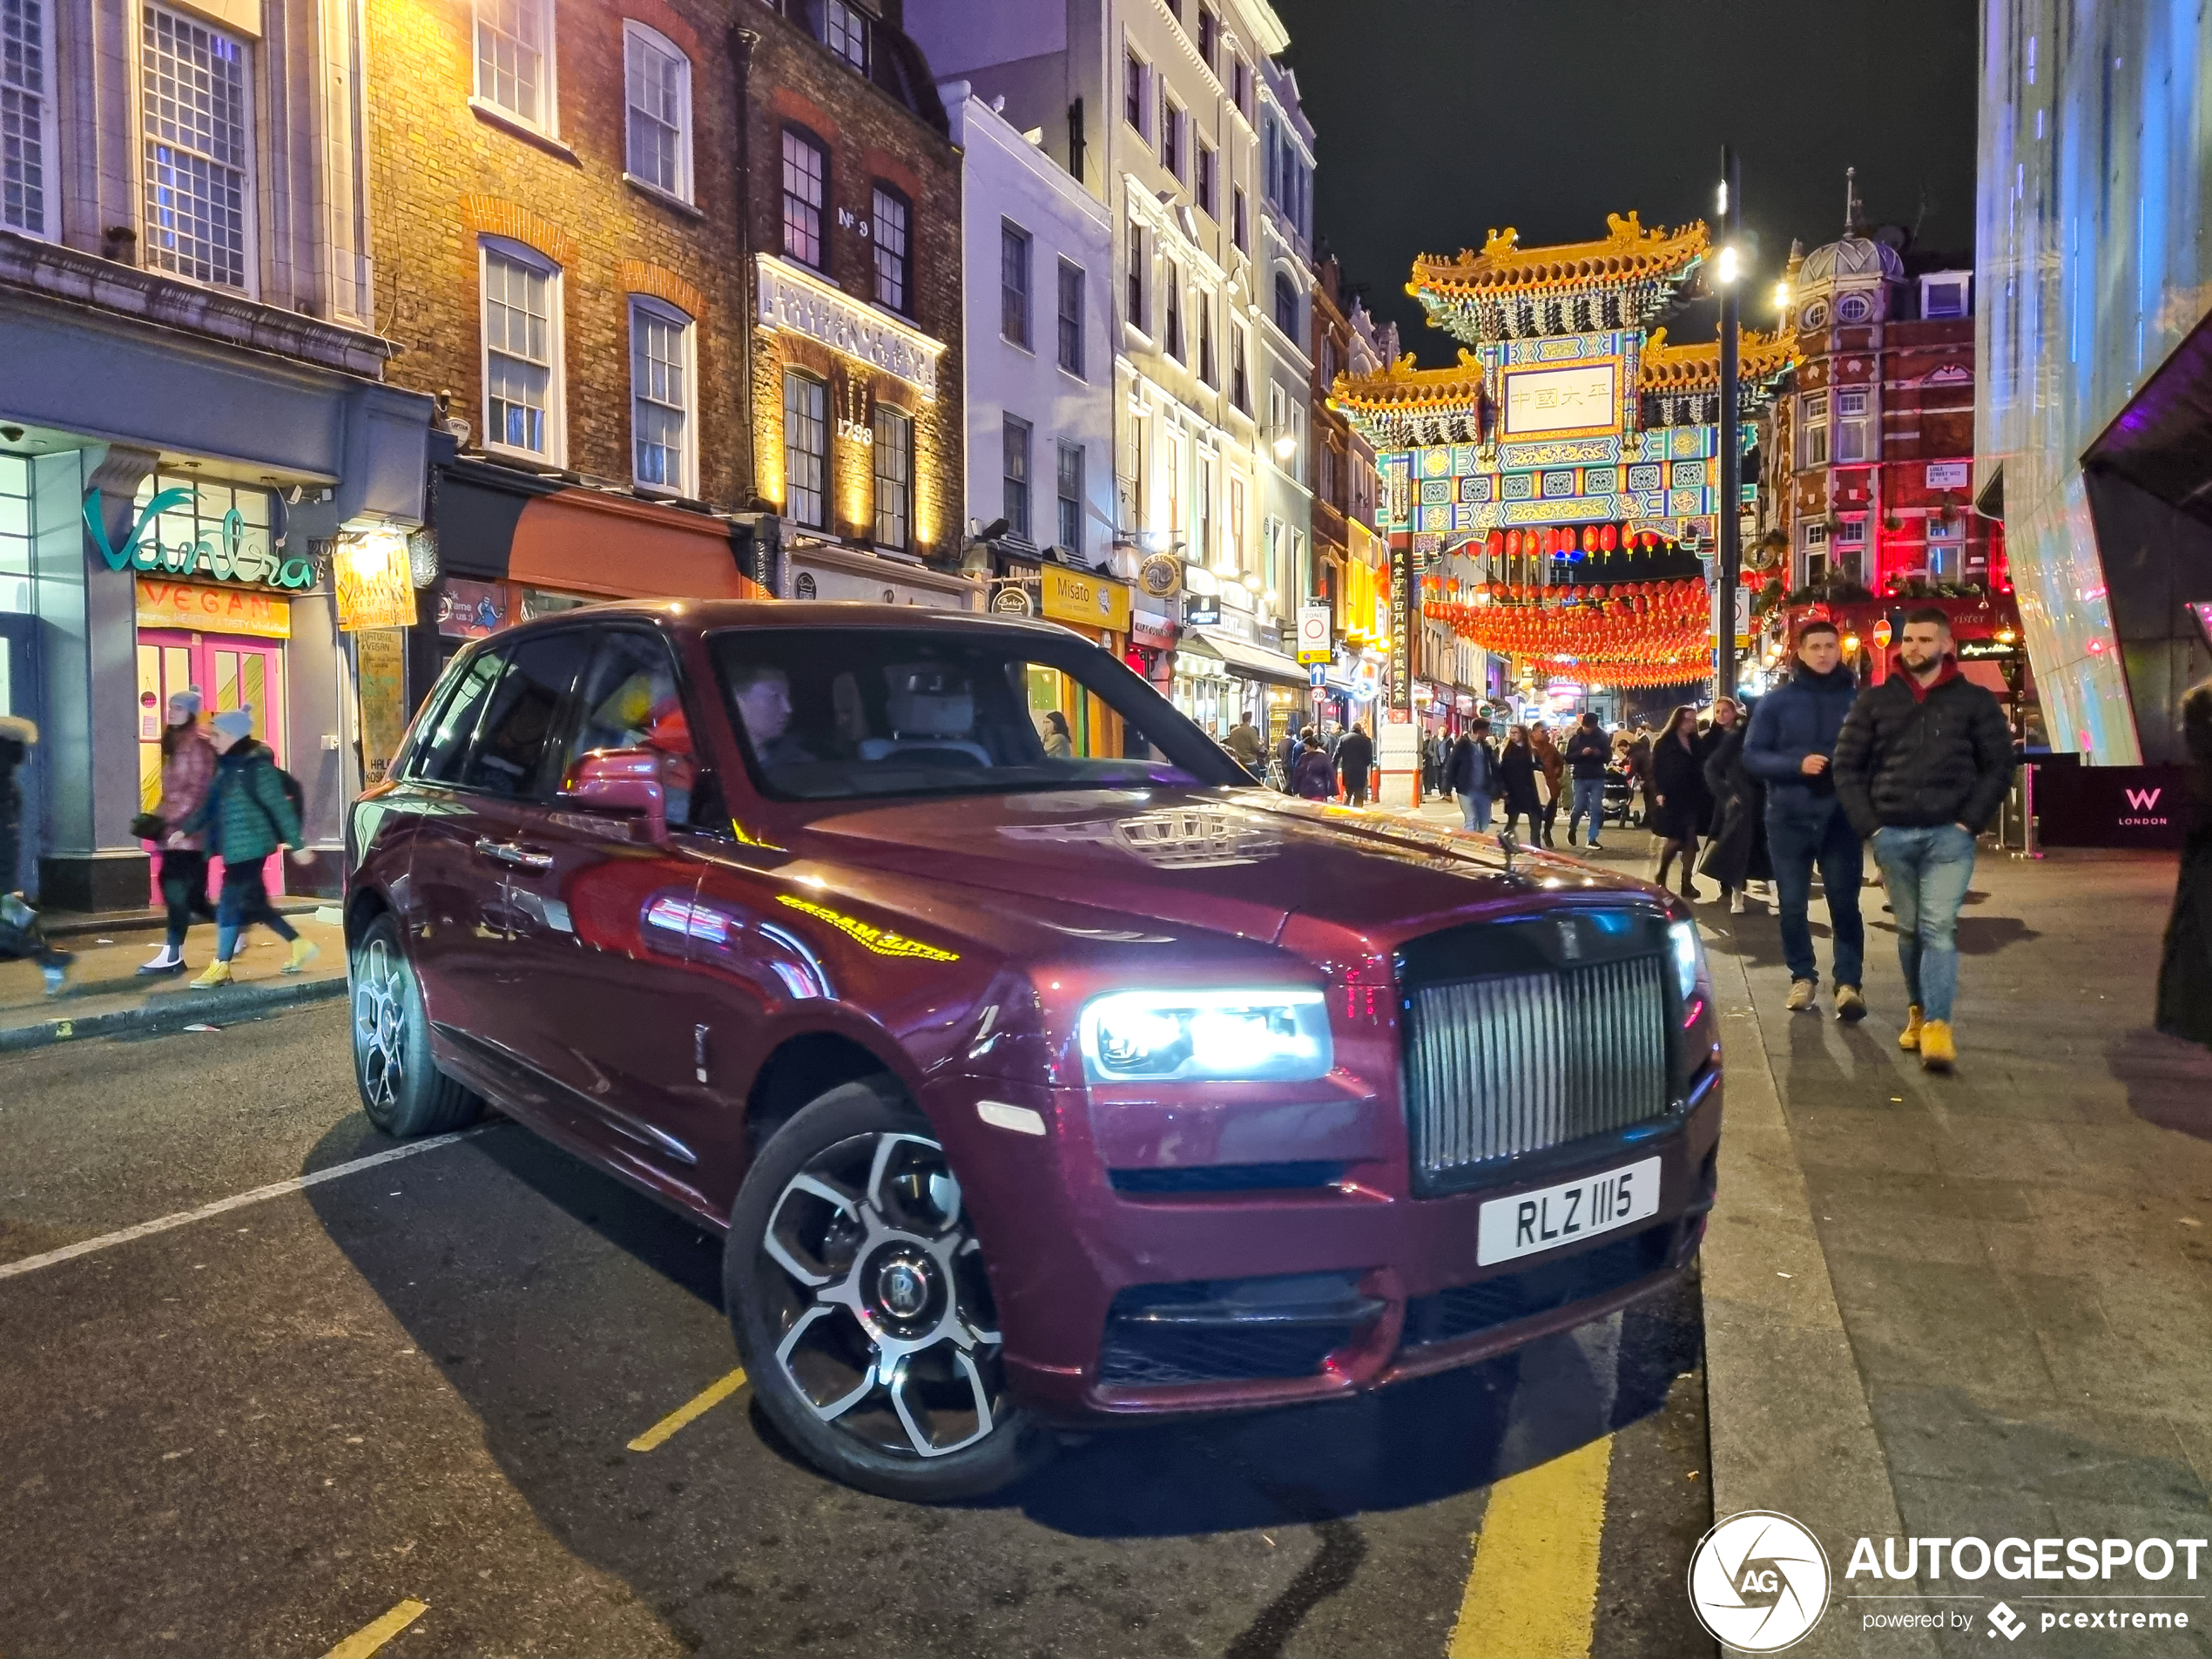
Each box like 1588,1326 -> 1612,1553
1403,954 -> 1670,1191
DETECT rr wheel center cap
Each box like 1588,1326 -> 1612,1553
874,1255 -> 933,1319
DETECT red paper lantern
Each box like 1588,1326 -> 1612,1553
1601,523 -> 1618,553
1505,529 -> 1521,559
1486,529 -> 1505,557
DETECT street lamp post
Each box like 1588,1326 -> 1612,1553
1716,145 -> 1743,698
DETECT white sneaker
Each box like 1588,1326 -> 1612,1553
1730,890 -> 1745,914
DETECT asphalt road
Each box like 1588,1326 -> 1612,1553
0,1002 -> 1716,1659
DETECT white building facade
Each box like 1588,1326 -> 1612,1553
942,86 -> 1116,576
904,0 -> 1315,735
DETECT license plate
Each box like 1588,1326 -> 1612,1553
1476,1157 -> 1662,1266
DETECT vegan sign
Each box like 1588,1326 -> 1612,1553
84,487 -> 315,591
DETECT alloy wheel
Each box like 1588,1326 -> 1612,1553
352,934 -> 408,1116
758,1130 -> 1004,1460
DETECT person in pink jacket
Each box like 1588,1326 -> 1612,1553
140,689 -> 218,974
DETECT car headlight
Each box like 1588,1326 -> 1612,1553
1669,919 -> 1706,1001
1077,988 -> 1332,1083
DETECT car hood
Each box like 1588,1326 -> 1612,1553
794,787 -> 1656,948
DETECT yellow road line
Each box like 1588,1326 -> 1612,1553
627,1366 -> 748,1453
1447,1433 -> 1615,1659
322,1598 -> 428,1659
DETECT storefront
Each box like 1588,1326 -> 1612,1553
783,538 -> 979,610
1,240 -> 435,907
402,450 -> 773,749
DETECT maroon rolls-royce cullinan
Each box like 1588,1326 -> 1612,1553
343,602 -> 1720,1500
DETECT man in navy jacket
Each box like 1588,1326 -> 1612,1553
1743,619 -> 1867,1019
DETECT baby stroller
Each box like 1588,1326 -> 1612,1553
1603,763 -> 1642,831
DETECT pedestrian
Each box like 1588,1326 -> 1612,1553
1648,705 -> 1711,900
1699,702 -> 1772,914
1291,725 -> 1335,799
1627,723 -> 1656,826
1564,711 -> 1610,848
1273,725 -> 1298,792
1834,607 -> 2016,1071
1743,619 -> 1867,1020
184,707 -> 320,988
0,711 -> 70,994
1446,718 -> 1501,833
1224,708 -> 1264,773
1421,730 -> 1444,800
1496,724 -> 1543,841
1041,710 -> 1075,759
2156,674 -> 2212,1050
1337,721 -> 1375,806
139,689 -> 218,974
1531,723 -> 1565,847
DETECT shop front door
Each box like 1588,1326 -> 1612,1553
137,630 -> 288,902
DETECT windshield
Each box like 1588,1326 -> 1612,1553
707,626 -> 1250,802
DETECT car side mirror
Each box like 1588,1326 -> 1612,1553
563,749 -> 669,845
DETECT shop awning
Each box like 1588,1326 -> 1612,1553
1193,629 -> 1311,690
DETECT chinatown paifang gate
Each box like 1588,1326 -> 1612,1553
1332,213 -> 1795,803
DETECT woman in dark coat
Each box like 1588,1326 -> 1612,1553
1648,705 -> 1710,899
1495,724 -> 1544,840
2157,677 -> 2212,1048
1699,709 -> 1773,914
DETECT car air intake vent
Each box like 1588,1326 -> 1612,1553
1402,954 -> 1670,1193
1096,1271 -> 1379,1387
1400,1223 -> 1676,1349
1109,1161 -> 1346,1195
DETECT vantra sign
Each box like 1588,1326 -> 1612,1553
82,488 -> 315,591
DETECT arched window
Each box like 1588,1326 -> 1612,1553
623,21 -> 691,203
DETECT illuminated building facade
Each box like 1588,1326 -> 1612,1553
1,0 -> 435,907
1978,0 -> 2212,764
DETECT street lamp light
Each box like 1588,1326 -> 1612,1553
1715,244 -> 1741,287
1773,280 -> 1793,315
1272,432 -> 1297,461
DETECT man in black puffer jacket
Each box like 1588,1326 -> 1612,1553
1834,606 -> 2013,1074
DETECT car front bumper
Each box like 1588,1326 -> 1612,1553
919,1066 -> 1721,1426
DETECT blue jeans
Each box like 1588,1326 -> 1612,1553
1568,778 -> 1606,843
1458,792 -> 1494,832
1765,801 -> 1865,988
215,862 -> 297,961
1873,824 -> 1977,1022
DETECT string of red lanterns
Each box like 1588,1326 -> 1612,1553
1472,524 -> 1688,563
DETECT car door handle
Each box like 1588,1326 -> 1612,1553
474,837 -> 554,872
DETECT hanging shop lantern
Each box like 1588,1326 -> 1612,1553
1486,529 -> 1505,558
1600,523 -> 1618,553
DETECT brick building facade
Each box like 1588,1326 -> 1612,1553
364,0 -> 767,727
1760,229 -> 2001,597
744,0 -> 968,606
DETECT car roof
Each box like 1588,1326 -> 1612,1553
494,598 -> 1091,643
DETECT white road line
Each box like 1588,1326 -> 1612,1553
0,1128 -> 489,1283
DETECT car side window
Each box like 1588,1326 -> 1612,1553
409,646 -> 505,785
458,632 -> 591,799
563,631 -> 708,828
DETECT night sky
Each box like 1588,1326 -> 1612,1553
1272,0 -> 1980,366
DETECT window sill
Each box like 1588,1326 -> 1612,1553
469,98 -> 580,165
632,480 -> 697,502
482,439 -> 567,471
623,172 -> 704,218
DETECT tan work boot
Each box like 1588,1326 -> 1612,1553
1785,978 -> 1817,1013
1919,1019 -> 1957,1073
1898,1006 -> 1925,1051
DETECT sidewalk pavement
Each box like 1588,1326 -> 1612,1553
1702,848 -> 2212,1656
1385,795 -> 2212,1655
0,909 -> 349,1053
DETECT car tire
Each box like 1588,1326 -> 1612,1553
725,1079 -> 1052,1502
348,911 -> 482,1139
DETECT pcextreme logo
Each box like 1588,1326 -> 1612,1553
1687,1510 -> 1832,1652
